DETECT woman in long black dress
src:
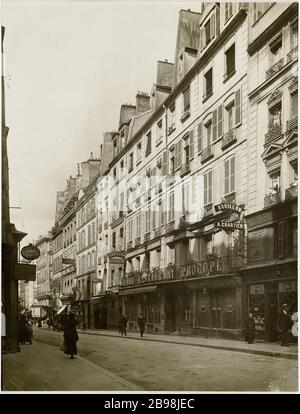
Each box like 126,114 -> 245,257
244,312 -> 256,344
63,313 -> 79,359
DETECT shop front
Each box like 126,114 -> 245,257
242,262 -> 297,342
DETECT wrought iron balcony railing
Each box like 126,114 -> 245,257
285,185 -> 297,200
201,145 -> 214,163
180,162 -> 191,177
266,58 -> 284,79
121,255 -> 242,288
286,116 -> 298,132
264,190 -> 281,208
287,47 -> 298,63
180,109 -> 191,123
203,203 -> 214,218
221,129 -> 237,150
265,124 -> 282,144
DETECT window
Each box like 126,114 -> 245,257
205,120 -> 212,147
290,91 -> 298,118
204,170 -> 212,205
156,119 -> 163,144
205,20 -> 211,46
269,102 -> 282,129
146,208 -> 151,233
129,152 -> 134,172
252,3 -> 274,24
136,213 -> 142,237
290,20 -> 298,49
111,270 -> 115,287
113,138 -> 118,157
182,184 -> 190,214
113,168 -> 117,182
170,147 -> 175,174
112,232 -> 116,249
225,44 -> 235,79
204,68 -> 213,100
168,192 -> 175,222
152,206 -> 156,230
226,102 -> 234,132
120,227 -> 124,239
120,160 -> 124,176
169,105 -> 176,133
225,2 -> 233,22
224,156 -> 235,195
183,86 -> 190,112
128,219 -> 133,242
120,128 -> 125,149
269,35 -> 282,66
183,136 -> 190,165
145,131 -> 152,157
137,141 -> 142,164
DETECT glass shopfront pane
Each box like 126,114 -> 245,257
249,285 -> 265,331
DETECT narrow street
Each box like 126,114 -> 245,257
7,327 -> 296,392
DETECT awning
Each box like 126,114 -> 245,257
57,304 -> 67,315
119,285 -> 157,296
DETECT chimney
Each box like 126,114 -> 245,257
136,91 -> 151,114
156,61 -> 174,88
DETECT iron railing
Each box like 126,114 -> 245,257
287,47 -> 298,63
266,58 -> 284,79
264,191 -> 281,207
265,124 -> 282,144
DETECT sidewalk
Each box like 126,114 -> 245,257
76,328 -> 298,360
1,341 -> 141,392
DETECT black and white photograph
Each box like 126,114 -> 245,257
1,1 -> 298,394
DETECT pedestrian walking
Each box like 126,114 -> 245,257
244,313 -> 256,344
137,313 -> 146,338
18,314 -> 32,345
121,315 -> 128,336
63,312 -> 79,359
278,304 -> 292,347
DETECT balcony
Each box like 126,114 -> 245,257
180,109 -> 191,123
165,221 -> 175,234
266,58 -> 284,80
168,125 -> 176,135
287,47 -> 298,63
221,129 -> 237,150
203,203 -> 214,218
180,162 -> 191,177
201,145 -> 214,164
121,256 -> 242,288
144,232 -> 151,243
127,241 -> 133,250
286,116 -> 298,132
264,190 -> 281,208
285,185 -> 297,200
154,227 -> 161,238
179,214 -> 189,229
135,237 -> 141,246
265,124 -> 283,144
202,90 -> 213,103
222,192 -> 236,204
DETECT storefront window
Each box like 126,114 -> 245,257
248,284 -> 265,331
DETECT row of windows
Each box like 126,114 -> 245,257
78,222 -> 96,251
77,197 -> 96,228
63,222 -> 76,248
78,252 -> 96,275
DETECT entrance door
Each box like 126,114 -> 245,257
265,291 -> 278,342
211,295 -> 221,329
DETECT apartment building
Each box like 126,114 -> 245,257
242,2 -> 298,341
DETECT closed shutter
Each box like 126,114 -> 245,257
178,141 -> 182,168
208,170 -> 212,204
189,129 -> 194,160
224,158 -> 230,195
198,122 -> 203,152
217,105 -> 223,138
204,173 -> 208,205
200,27 -> 205,50
175,141 -> 182,170
235,87 -> 242,126
212,109 -> 218,141
290,92 -> 298,118
278,221 -> 285,259
230,156 -> 235,193
162,150 -> 168,176
174,143 -> 179,170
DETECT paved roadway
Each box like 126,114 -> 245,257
33,328 -> 298,392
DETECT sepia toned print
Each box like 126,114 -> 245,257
1,1 -> 298,393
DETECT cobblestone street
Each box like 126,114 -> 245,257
3,328 -> 297,392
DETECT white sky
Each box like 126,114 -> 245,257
2,0 -> 199,244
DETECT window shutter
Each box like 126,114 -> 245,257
217,105 -> 223,138
175,141 -> 182,169
204,173 -> 207,205
235,87 -> 242,126
200,27 -> 205,50
230,156 -> 235,193
212,110 -> 218,141
225,4 -> 228,21
211,13 -> 216,39
208,170 -> 212,203
162,150 -> 168,176
174,143 -> 178,170
278,222 -> 285,259
290,92 -> 298,118
198,123 -> 203,153
224,159 -> 230,195
189,129 -> 194,160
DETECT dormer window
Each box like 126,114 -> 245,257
224,3 -> 233,22
181,86 -> 191,122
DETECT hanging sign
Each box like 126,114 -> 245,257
21,244 -> 40,261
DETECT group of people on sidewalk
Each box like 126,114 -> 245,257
244,304 -> 298,347
119,314 -> 146,338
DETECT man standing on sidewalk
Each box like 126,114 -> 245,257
137,314 -> 146,338
278,304 -> 292,347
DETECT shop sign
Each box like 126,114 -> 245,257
214,203 -> 242,214
179,257 -> 230,279
279,281 -> 297,292
217,221 -> 244,231
250,284 -> 265,295
21,244 -> 40,261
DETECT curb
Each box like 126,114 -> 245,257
77,330 -> 298,360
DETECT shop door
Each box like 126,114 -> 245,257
265,291 -> 278,342
211,295 -> 221,329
